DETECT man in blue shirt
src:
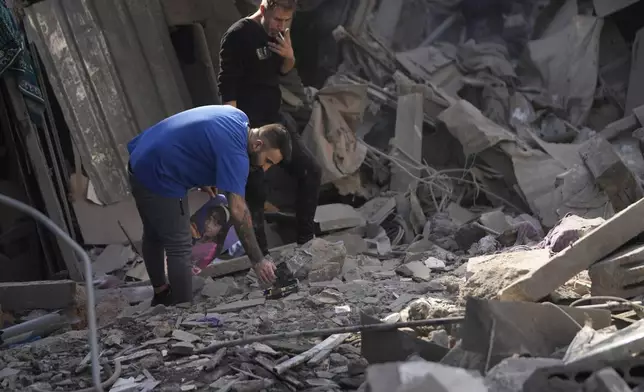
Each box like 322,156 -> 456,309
128,105 -> 292,306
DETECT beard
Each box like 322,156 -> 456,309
248,151 -> 261,167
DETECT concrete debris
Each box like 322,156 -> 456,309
92,244 -> 135,276
462,249 -> 550,300
281,238 -> 347,281
366,361 -> 487,392
500,197 -> 644,302
540,215 -> 606,254
15,0 -> 644,391
315,203 -> 367,232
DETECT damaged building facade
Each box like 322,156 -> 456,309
5,0 -> 644,390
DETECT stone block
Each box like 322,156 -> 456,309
0,280 -> 76,311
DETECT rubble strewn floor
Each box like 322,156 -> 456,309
0,250 -> 464,391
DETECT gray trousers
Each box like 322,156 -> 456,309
129,169 -> 193,304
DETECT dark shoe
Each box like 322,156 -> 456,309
151,287 -> 173,307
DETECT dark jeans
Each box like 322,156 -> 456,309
129,168 -> 193,304
246,116 -> 322,254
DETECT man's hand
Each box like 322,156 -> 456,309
269,28 -> 294,60
200,186 -> 217,198
253,258 -> 277,285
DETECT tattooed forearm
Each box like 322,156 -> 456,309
227,193 -> 264,265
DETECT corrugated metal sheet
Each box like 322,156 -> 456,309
24,0 -> 191,204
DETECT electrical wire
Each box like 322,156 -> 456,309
571,296 -> 644,318
359,139 -> 525,212
195,316 -> 465,354
570,296 -> 635,308
0,193 -> 103,391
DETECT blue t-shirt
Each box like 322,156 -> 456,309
128,105 -> 250,198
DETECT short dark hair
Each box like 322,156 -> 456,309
191,205 -> 230,227
264,0 -> 297,11
256,123 -> 292,162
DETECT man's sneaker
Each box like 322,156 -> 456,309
151,286 -> 173,307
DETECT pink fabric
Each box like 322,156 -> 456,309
192,242 -> 218,271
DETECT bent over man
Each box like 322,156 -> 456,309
127,105 -> 292,305
218,0 -> 322,256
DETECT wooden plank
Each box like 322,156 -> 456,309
499,197 -> 644,302
4,78 -> 83,280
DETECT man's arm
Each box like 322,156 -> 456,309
226,192 -> 265,265
218,30 -> 243,106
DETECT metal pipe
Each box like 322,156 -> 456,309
0,312 -> 67,345
0,193 -> 102,391
197,316 -> 465,354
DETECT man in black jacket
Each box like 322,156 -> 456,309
218,0 -> 321,255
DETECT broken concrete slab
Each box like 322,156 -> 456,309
485,357 -> 563,392
324,233 -> 368,256
579,136 -> 643,212
169,342 -> 195,355
358,197 -> 396,225
201,277 -> 242,298
500,198 -> 644,302
390,93 -> 424,193
600,111 -> 641,141
462,249 -> 550,300
404,239 -> 459,263
585,367 -> 633,392
446,202 -> 478,226
589,243 -> 644,298
93,244 -> 134,276
360,313 -> 448,365
314,203 -> 366,232
388,293 -> 415,312
423,257 -> 446,271
439,341 -> 487,372
0,280 -> 76,311
366,361 -> 487,392
565,318 -> 644,366
462,298 -> 611,360
479,210 -> 511,234
171,329 -> 200,343
395,261 -> 431,281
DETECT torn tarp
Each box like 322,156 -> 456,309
300,84 -> 368,185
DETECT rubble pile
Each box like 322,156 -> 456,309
0,237 -> 465,391
7,0 -> 644,391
